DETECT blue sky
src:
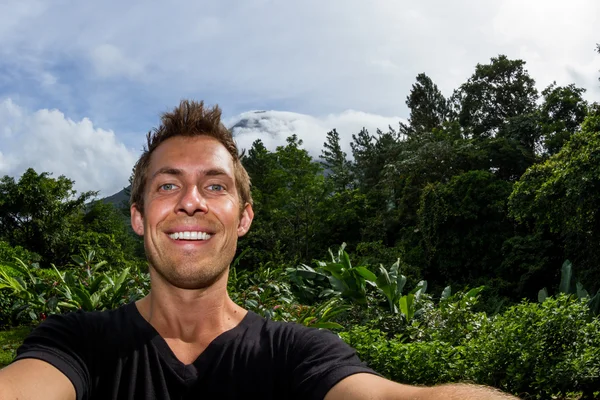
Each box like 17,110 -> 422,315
1,0 -> 599,196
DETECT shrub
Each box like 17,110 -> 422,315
340,326 -> 466,385
340,294 -> 600,399
464,295 -> 600,398
0,241 -> 41,265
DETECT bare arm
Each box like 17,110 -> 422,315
325,373 -> 518,400
0,359 -> 76,400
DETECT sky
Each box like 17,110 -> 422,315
0,0 -> 599,197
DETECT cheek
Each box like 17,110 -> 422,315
214,199 -> 240,224
144,200 -> 171,227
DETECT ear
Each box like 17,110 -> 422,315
131,203 -> 145,236
237,203 -> 254,237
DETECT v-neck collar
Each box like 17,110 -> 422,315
127,302 -> 258,383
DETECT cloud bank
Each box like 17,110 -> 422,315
0,100 -> 401,197
228,110 -> 405,158
0,98 -> 137,197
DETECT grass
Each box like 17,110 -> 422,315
0,326 -> 31,368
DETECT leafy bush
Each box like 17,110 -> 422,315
340,326 -> 466,385
340,293 -> 600,399
0,241 -> 41,265
464,295 -> 600,398
0,326 -> 32,368
0,253 -> 149,324
409,286 -> 486,345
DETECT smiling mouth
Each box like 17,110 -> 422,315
168,231 -> 213,240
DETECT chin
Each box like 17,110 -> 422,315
152,263 -> 229,290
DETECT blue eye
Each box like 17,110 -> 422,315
208,184 -> 224,191
160,183 -> 176,191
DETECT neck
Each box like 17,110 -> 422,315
135,267 -> 247,345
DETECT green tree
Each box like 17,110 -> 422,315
0,169 -> 96,265
401,73 -> 450,136
320,129 -> 353,192
350,127 -> 377,191
509,115 -> 600,288
539,82 -> 588,155
418,170 -> 514,292
454,55 -> 538,138
76,201 -> 145,265
241,136 -> 326,265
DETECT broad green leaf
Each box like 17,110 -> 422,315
47,296 -> 59,311
559,260 -> 572,294
576,282 -> 589,299
73,287 -> 93,311
588,289 -> 600,316
396,275 -> 407,295
89,275 -> 106,294
341,251 -> 352,270
538,288 -> 548,303
245,299 -> 258,309
354,266 -> 377,282
465,286 -> 485,299
441,285 -> 452,300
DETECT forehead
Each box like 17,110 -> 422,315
148,136 -> 234,176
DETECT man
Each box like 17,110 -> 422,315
0,100 -> 517,399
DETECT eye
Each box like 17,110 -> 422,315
207,184 -> 224,191
159,183 -> 178,191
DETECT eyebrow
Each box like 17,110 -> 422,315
150,167 -> 231,181
151,167 -> 183,181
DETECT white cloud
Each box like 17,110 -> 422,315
0,98 -> 137,197
90,44 -> 146,80
1,0 -> 598,121
227,109 -> 405,159
491,0 -> 600,99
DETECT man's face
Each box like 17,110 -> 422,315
130,135 -> 253,290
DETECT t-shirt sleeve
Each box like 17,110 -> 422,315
13,311 -> 91,400
290,327 -> 381,400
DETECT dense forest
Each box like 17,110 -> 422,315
241,53 -> 600,308
1,51 -> 600,398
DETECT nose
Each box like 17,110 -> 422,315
176,185 -> 208,215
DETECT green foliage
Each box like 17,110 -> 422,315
0,253 -> 149,323
465,295 -> 600,398
341,324 -> 469,385
539,260 -> 600,317
320,129 -> 353,192
341,293 -> 600,399
0,326 -> 32,368
454,55 -> 538,138
401,72 -> 450,136
229,263 -> 349,329
374,259 -> 406,314
228,263 -> 295,320
539,82 -> 588,155
314,243 -> 377,305
418,170 -> 514,286
411,286 -> 486,345
240,136 -> 327,266
0,241 -> 41,266
510,120 -> 600,287
0,169 -> 96,266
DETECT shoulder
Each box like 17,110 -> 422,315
244,314 -> 377,399
21,302 -> 134,343
15,302 -> 137,366
246,313 -> 344,352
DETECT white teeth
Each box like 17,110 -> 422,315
168,231 -> 212,241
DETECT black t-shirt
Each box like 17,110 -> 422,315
15,303 -> 378,399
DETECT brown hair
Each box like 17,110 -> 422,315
130,100 -> 252,214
